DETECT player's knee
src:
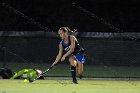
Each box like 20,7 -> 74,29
77,71 -> 82,75
69,61 -> 77,66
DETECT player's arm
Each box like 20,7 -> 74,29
52,42 -> 63,66
63,36 -> 75,58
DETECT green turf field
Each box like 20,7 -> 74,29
0,79 -> 140,93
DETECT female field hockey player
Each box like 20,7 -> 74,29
52,27 -> 85,84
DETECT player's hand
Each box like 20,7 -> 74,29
61,56 -> 66,62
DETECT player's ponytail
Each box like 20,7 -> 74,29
65,27 -> 77,35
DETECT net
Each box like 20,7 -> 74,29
0,32 -> 140,78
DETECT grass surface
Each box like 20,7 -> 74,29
0,79 -> 140,93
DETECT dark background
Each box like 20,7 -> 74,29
0,0 -> 140,67
0,37 -> 140,66
0,0 -> 139,32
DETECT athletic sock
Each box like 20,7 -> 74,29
70,66 -> 77,82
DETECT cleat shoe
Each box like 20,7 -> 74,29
72,80 -> 78,84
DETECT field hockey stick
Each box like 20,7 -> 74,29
29,62 -> 57,83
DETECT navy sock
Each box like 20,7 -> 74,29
70,66 -> 77,81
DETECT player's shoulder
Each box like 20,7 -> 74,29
70,35 -> 76,39
70,35 -> 75,38
70,35 -> 77,41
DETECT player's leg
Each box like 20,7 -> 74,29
74,53 -> 85,79
11,69 -> 26,79
76,61 -> 84,79
69,56 -> 78,84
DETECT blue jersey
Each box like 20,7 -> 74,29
61,35 -> 84,55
